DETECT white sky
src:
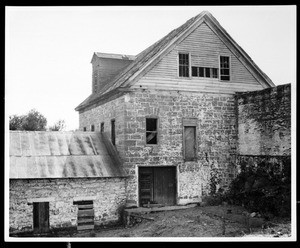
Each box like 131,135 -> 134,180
5,6 -> 296,131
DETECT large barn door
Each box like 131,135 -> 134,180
139,167 -> 176,207
33,202 -> 49,233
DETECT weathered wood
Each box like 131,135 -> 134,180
77,224 -> 94,231
129,214 -> 155,221
77,218 -> 94,224
78,209 -> 94,217
78,204 -> 93,210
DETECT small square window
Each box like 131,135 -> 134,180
199,67 -> 204,77
192,67 -> 198,77
205,68 -> 210,78
212,68 -> 218,78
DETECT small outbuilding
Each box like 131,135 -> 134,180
9,131 -> 126,234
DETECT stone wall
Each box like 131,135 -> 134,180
9,177 -> 126,233
123,89 -> 237,205
236,84 -> 291,157
79,95 -> 127,158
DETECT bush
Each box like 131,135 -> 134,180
224,157 -> 291,218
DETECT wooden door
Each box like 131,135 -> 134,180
153,167 -> 176,206
184,126 -> 196,161
33,202 -> 49,233
139,167 -> 176,206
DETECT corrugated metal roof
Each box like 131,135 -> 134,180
9,131 -> 126,179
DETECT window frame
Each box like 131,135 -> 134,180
100,122 -> 104,133
178,52 -> 191,78
111,119 -> 115,146
219,55 -> 231,81
83,127 -> 87,132
182,118 -> 198,162
91,124 -> 95,132
145,116 -> 159,146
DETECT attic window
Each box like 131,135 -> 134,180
220,56 -> 230,81
146,118 -> 158,145
83,127 -> 87,132
192,67 -> 218,78
179,53 -> 189,77
91,125 -> 95,132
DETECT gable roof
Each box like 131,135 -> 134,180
75,11 -> 275,111
9,131 -> 126,179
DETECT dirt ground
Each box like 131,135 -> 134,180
69,205 -> 291,238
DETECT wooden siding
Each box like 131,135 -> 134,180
93,57 -> 133,93
136,22 -> 264,93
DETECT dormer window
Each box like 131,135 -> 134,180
220,56 -> 230,81
179,53 -> 189,77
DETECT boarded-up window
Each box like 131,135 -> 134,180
146,118 -> 158,144
111,119 -> 115,145
74,200 -> 94,231
220,56 -> 230,81
179,53 -> 189,77
183,118 -> 197,161
33,202 -> 49,233
100,122 -> 104,133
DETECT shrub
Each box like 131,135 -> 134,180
225,157 -> 291,218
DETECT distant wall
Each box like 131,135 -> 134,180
236,83 -> 291,164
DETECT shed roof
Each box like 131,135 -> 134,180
75,11 -> 275,111
9,131 -> 126,179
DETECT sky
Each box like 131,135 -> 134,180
5,6 -> 296,131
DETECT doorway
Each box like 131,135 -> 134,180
33,202 -> 49,233
139,167 -> 176,207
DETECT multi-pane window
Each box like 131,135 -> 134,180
83,127 -> 87,132
220,56 -> 230,81
192,66 -> 218,78
179,53 -> 189,77
91,125 -> 95,132
146,118 -> 158,145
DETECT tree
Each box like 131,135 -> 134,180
48,119 -> 66,131
9,115 -> 25,130
9,109 -> 47,131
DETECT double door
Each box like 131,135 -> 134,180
139,167 -> 176,207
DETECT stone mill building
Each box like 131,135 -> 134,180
9,11 -> 291,234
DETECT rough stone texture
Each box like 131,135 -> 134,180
79,95 -> 127,158
237,84 -> 291,156
9,178 -> 126,233
79,89 -> 238,205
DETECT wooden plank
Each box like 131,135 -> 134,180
77,218 -> 94,224
77,225 -> 94,231
78,204 -> 93,210
78,209 -> 94,217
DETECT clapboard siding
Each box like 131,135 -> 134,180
140,22 -> 261,92
133,77 -> 263,94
